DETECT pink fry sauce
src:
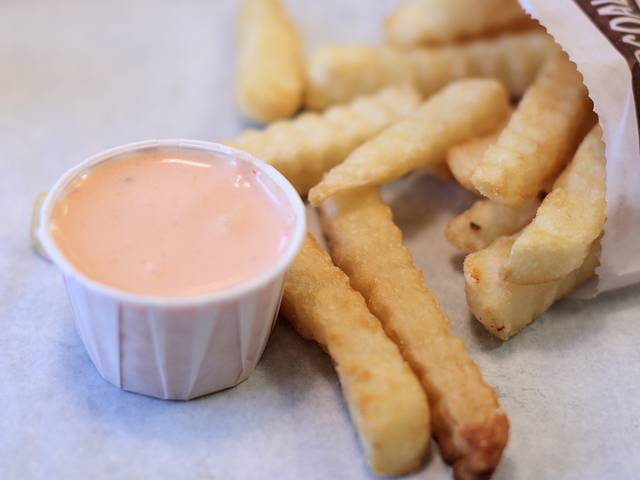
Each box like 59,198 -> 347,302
50,147 -> 296,297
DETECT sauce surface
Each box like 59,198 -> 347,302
50,147 -> 295,296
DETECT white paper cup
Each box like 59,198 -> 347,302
37,140 -> 306,400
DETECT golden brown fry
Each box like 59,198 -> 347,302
464,235 -> 600,340
446,107 -> 513,194
471,52 -> 593,205
446,118 -> 556,198
447,131 -> 500,195
281,235 -> 431,475
235,0 -> 305,123
320,188 -> 509,480
305,45 -> 414,111
505,126 -> 606,284
305,30 -> 554,110
446,198 -> 540,253
225,85 -> 421,195
30,192 -> 49,259
308,79 -> 509,205
385,0 -> 530,47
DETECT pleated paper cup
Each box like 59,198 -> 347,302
37,140 -> 306,400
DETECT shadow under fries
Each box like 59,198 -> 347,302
260,319 -> 339,396
382,170 -> 479,340
449,252 -> 467,273
382,170 -> 476,241
468,313 -> 505,351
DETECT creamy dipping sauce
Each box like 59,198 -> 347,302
50,147 -> 295,297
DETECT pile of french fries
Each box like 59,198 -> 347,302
230,0 -> 606,478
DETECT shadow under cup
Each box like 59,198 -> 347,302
37,140 -> 307,400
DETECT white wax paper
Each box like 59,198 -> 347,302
1,1 -> 640,479
521,0 -> 640,293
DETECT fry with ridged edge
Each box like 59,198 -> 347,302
505,125 -> 606,284
320,188 -> 509,480
447,198 -> 541,253
447,133 -> 497,195
225,85 -> 421,195
385,0 -> 530,47
305,30 -> 554,110
464,235 -> 600,340
309,79 -> 510,206
471,52 -> 593,205
446,109 -> 512,194
281,235 -> 431,475
235,0 -> 304,123
446,116 -> 555,198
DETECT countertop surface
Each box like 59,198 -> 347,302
1,1 -> 639,479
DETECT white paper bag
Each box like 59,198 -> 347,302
521,0 -> 640,292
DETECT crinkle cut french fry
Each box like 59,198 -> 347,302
320,188 -> 509,480
235,0 -> 304,123
413,30 -> 555,103
446,108 -> 513,194
305,30 -> 554,110
447,131 -> 500,195
446,198 -> 540,253
281,235 -> 431,476
471,52 -> 593,206
305,45 -> 414,111
225,85 -> 421,195
308,79 -> 509,206
385,0 -> 530,47
505,125 -> 606,284
446,128 -> 555,197
464,235 -> 600,340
